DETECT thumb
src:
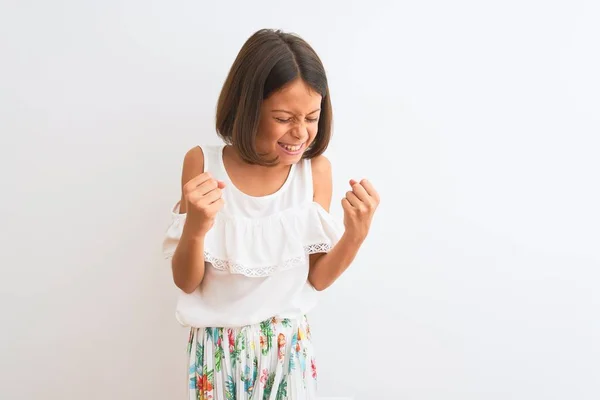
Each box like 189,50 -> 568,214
217,180 -> 226,189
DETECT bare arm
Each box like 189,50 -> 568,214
308,156 -> 380,291
172,147 -> 225,293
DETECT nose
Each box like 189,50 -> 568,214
291,122 -> 309,141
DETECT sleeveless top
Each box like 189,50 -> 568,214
162,144 -> 343,328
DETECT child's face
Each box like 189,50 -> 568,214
256,78 -> 322,166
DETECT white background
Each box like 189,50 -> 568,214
1,0 -> 599,399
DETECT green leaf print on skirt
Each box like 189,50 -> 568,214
259,319 -> 275,356
262,371 -> 276,400
225,375 -> 236,400
276,378 -> 288,400
187,315 -> 317,400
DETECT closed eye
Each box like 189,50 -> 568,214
274,117 -> 319,123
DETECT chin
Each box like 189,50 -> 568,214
279,154 -> 304,166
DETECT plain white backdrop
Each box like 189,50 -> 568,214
1,0 -> 599,399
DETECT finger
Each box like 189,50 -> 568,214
341,198 -> 353,213
350,181 -> 370,203
203,188 -> 222,204
183,174 -> 212,196
188,187 -> 221,205
187,177 -> 226,196
359,179 -> 379,201
206,198 -> 225,212
194,178 -> 219,196
345,191 -> 361,208
185,172 -> 213,188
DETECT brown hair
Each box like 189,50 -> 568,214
216,29 -> 333,165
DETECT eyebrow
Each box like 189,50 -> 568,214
271,108 -> 321,115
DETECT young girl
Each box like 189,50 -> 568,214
163,29 -> 379,400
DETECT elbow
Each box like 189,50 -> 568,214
171,257 -> 202,294
180,284 -> 198,294
313,284 -> 327,292
308,276 -> 330,292
174,278 -> 199,294
172,269 -> 200,294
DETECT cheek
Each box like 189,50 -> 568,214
272,124 -> 290,141
256,121 -> 286,146
307,124 -> 319,142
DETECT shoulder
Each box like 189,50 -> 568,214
178,146 -> 205,213
310,154 -> 332,180
310,155 -> 332,211
182,146 -> 204,183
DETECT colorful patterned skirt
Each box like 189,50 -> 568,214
187,315 -> 317,400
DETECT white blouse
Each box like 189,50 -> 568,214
162,145 -> 342,328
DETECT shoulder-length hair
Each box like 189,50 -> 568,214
216,29 -> 333,165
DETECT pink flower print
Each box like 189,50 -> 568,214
260,368 -> 269,386
227,329 -> 235,353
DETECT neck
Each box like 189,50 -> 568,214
226,145 -> 291,174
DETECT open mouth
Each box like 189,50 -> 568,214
277,142 -> 305,155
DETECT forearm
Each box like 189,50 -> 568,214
171,225 -> 206,294
308,233 -> 364,291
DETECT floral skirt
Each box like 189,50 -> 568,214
187,315 -> 317,400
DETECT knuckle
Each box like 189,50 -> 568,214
186,192 -> 197,202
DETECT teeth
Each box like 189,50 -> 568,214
280,143 -> 302,152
